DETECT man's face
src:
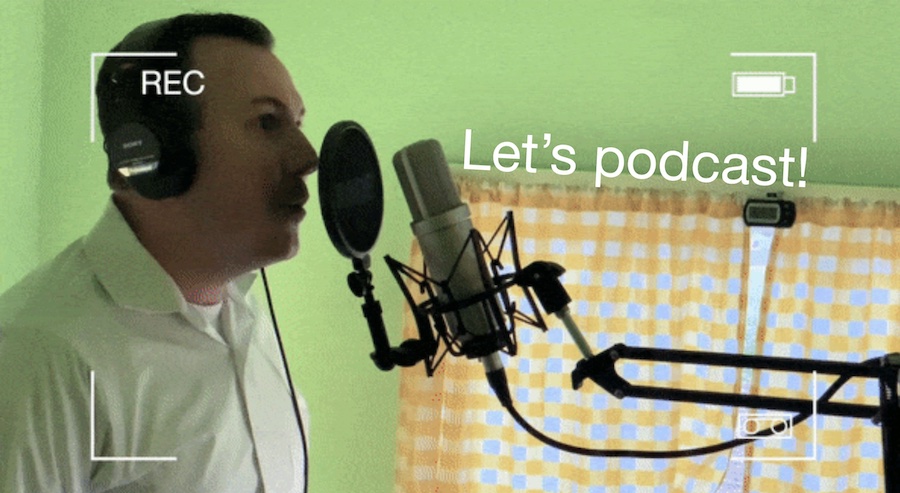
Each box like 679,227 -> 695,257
179,36 -> 317,269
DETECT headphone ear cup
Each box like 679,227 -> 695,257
102,33 -> 196,200
107,122 -> 165,199
106,119 -> 195,200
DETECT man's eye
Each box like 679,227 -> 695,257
258,114 -> 281,131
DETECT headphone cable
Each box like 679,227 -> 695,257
260,267 -> 310,492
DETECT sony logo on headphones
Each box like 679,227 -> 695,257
122,139 -> 143,150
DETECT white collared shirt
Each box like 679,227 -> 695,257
0,197 -> 308,492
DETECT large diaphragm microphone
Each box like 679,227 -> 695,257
392,140 -> 512,402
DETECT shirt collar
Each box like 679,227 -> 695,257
82,196 -> 258,315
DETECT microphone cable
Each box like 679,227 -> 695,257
261,267 -> 309,492
491,363 -> 861,459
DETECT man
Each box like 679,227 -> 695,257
0,13 -> 316,492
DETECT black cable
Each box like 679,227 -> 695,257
499,371 -> 855,459
261,267 -> 309,492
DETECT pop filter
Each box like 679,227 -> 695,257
318,121 -> 384,259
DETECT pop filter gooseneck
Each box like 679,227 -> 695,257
318,121 -> 383,259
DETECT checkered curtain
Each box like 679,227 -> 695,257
394,178 -> 750,492
392,179 -> 900,492
743,198 -> 900,492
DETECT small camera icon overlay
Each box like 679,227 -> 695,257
736,412 -> 794,440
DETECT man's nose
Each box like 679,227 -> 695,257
288,128 -> 318,178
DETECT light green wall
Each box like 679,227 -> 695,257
1,0 -> 43,293
3,1 -> 898,492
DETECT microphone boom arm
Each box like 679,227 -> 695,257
572,343 -> 885,419
514,249 -> 900,492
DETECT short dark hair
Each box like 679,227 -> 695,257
96,13 -> 274,191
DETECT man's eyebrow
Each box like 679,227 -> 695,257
251,96 -> 305,121
251,96 -> 286,108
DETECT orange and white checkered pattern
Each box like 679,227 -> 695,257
393,179 -> 900,493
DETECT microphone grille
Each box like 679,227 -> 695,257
393,139 -> 461,222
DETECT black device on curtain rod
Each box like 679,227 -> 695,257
317,121 -> 900,492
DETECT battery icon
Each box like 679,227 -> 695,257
732,71 -> 796,98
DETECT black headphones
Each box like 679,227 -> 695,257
102,18 -> 197,200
